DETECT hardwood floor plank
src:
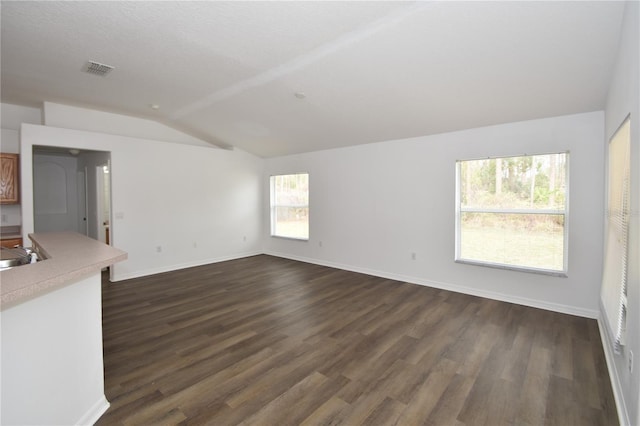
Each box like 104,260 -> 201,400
223,342 -> 332,409
500,324 -> 535,385
97,255 -> 618,425
300,396 -> 351,426
573,336 -> 604,409
362,396 -> 406,425
98,387 -> 165,424
453,366 -> 496,425
450,323 -> 500,378
340,333 -> 419,381
514,345 -> 552,425
545,375 -> 581,426
382,359 -> 431,405
394,357 -> 459,425
425,373 -> 475,426
550,317 -> 575,380
237,372 -> 348,426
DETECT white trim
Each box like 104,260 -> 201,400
76,395 -> 109,426
264,250 -> 598,319
455,259 -> 568,278
270,235 -> 309,242
597,307 -> 630,426
112,251 -> 262,282
460,207 -> 565,215
456,150 -> 571,163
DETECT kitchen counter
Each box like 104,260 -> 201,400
1,231 -> 126,424
0,231 -> 127,310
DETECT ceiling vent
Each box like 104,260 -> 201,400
83,61 -> 114,77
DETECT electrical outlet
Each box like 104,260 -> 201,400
156,245 -> 162,253
318,241 -> 323,247
629,350 -> 634,374
193,242 -> 197,249
1,214 -> 7,223
243,236 -> 247,242
411,252 -> 416,260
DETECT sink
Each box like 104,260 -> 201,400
0,247 -> 38,270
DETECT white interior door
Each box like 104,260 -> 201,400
33,155 -> 79,233
95,164 -> 111,245
96,166 -> 106,244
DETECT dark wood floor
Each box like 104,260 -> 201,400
97,255 -> 618,425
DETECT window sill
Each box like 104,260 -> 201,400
270,235 -> 309,242
455,259 -> 567,277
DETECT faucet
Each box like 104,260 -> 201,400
13,245 -> 38,263
14,245 -> 32,254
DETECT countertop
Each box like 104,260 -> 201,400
0,232 -> 127,310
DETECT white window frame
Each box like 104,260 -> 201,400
270,173 -> 309,241
455,152 -> 570,276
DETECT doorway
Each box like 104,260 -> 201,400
33,146 -> 112,245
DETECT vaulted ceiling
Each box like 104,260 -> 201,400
1,1 -> 625,157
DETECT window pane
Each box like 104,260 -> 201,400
273,174 -> 308,205
460,153 -> 567,210
274,206 -> 309,239
459,212 -> 564,270
270,173 -> 309,240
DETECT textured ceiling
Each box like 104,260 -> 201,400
1,1 -> 625,157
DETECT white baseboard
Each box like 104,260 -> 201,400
76,395 -> 109,426
264,251 -> 599,319
597,310 -> 630,426
112,250 -> 599,318
112,251 -> 262,281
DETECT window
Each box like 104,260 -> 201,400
456,153 -> 568,275
601,116 -> 630,353
270,173 -> 309,240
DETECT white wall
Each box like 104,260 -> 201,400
1,103 -> 42,133
20,124 -> 263,281
1,273 -> 109,425
0,103 -> 42,226
265,111 -> 605,318
0,129 -> 20,153
601,2 -> 640,425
